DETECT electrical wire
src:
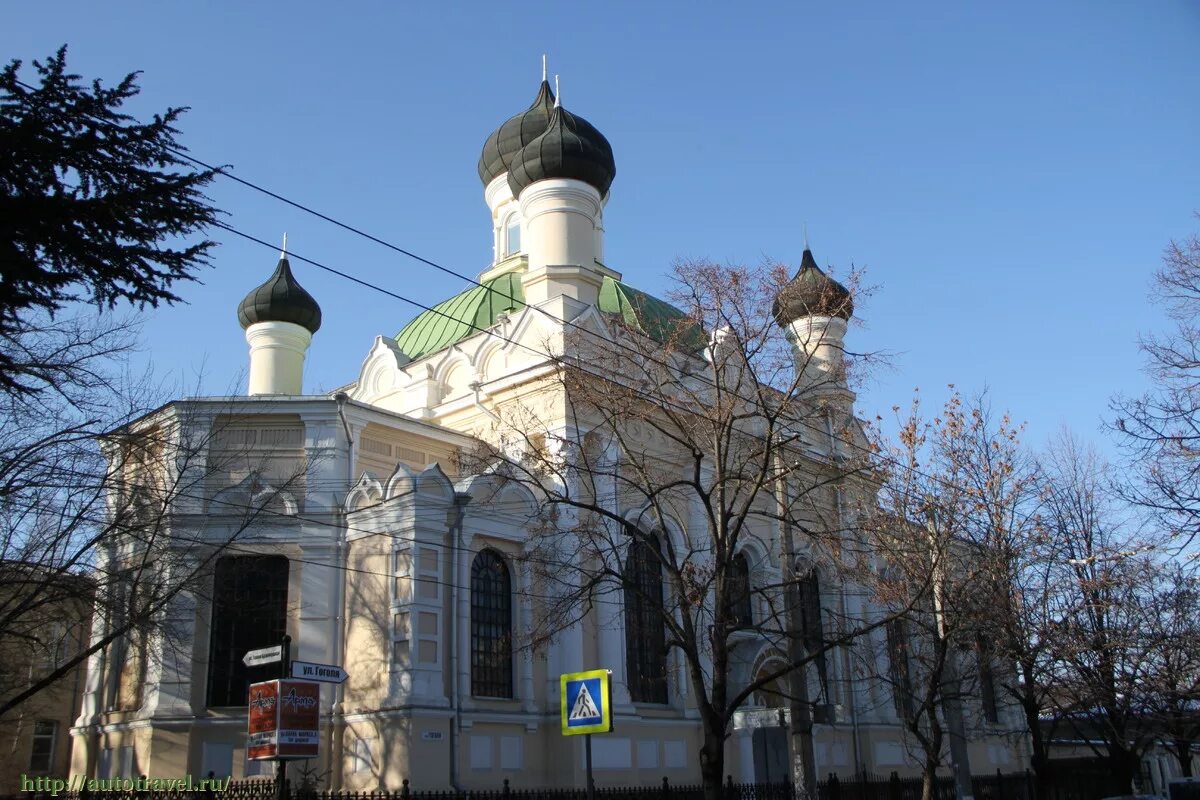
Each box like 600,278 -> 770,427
6,74 -> 1024,505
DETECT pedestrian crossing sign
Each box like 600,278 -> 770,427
560,669 -> 613,736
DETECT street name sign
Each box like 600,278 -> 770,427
560,669 -> 613,736
291,660 -> 349,684
243,645 -> 282,668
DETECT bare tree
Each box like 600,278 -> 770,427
1141,564 -> 1200,777
1113,225 -> 1200,553
0,311 -> 305,720
865,391 -> 1020,800
1040,434 -> 1160,794
919,400 -> 1056,794
462,258 -> 888,800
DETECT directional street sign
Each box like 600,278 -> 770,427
243,645 -> 283,668
291,660 -> 349,684
560,669 -> 613,736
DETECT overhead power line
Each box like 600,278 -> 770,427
8,75 -> 996,505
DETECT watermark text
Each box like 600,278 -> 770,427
21,774 -> 231,795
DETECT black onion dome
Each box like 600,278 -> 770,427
477,81 -> 556,187
772,249 -> 854,325
506,105 -> 616,199
237,255 -> 323,334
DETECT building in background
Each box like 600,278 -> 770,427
0,570 -> 92,789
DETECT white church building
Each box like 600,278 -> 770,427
68,74 -> 1029,790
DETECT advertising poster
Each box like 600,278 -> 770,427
247,680 -> 280,760
276,680 -> 320,758
247,679 -> 320,760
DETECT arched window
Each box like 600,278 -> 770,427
207,555 -> 289,707
504,216 -> 521,257
752,657 -> 789,708
798,568 -> 831,719
624,534 -> 668,704
886,617 -> 914,721
470,550 -> 513,698
728,552 -> 753,627
977,636 -> 999,724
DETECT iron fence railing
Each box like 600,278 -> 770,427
4,768 -> 1122,800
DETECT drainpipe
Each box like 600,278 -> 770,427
448,492 -> 471,790
469,383 -> 501,423
332,393 -> 354,789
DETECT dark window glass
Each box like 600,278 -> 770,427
798,569 -> 830,716
978,638 -> 999,723
728,553 -> 753,627
29,720 -> 56,772
624,535 -> 668,704
206,555 -> 288,707
886,617 -> 914,721
470,550 -> 513,698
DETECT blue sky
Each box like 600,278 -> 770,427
5,1 -> 1199,457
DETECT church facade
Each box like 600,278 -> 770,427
68,74 -> 1029,790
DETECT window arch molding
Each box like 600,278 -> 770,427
470,548 -> 514,699
747,646 -> 791,708
621,504 -> 686,567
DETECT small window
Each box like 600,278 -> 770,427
35,621 -> 72,677
392,549 -> 410,603
351,737 -> 373,774
505,218 -> 521,256
29,720 -> 56,772
392,612 -> 410,670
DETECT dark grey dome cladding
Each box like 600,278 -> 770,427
477,81 -> 556,186
771,249 -> 854,325
506,106 -> 616,199
237,256 -> 323,333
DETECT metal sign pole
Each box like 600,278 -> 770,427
276,635 -> 292,800
585,733 -> 595,800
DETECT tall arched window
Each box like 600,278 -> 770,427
798,568 -> 830,719
886,617 -> 914,721
471,550 -> 513,698
207,555 -> 289,707
728,552 -> 753,627
624,534 -> 668,704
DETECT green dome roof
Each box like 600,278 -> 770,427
395,272 -> 526,361
394,274 -> 703,361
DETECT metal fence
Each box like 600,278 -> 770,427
4,769 -> 1121,800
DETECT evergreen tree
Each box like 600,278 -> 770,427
0,46 -> 219,395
